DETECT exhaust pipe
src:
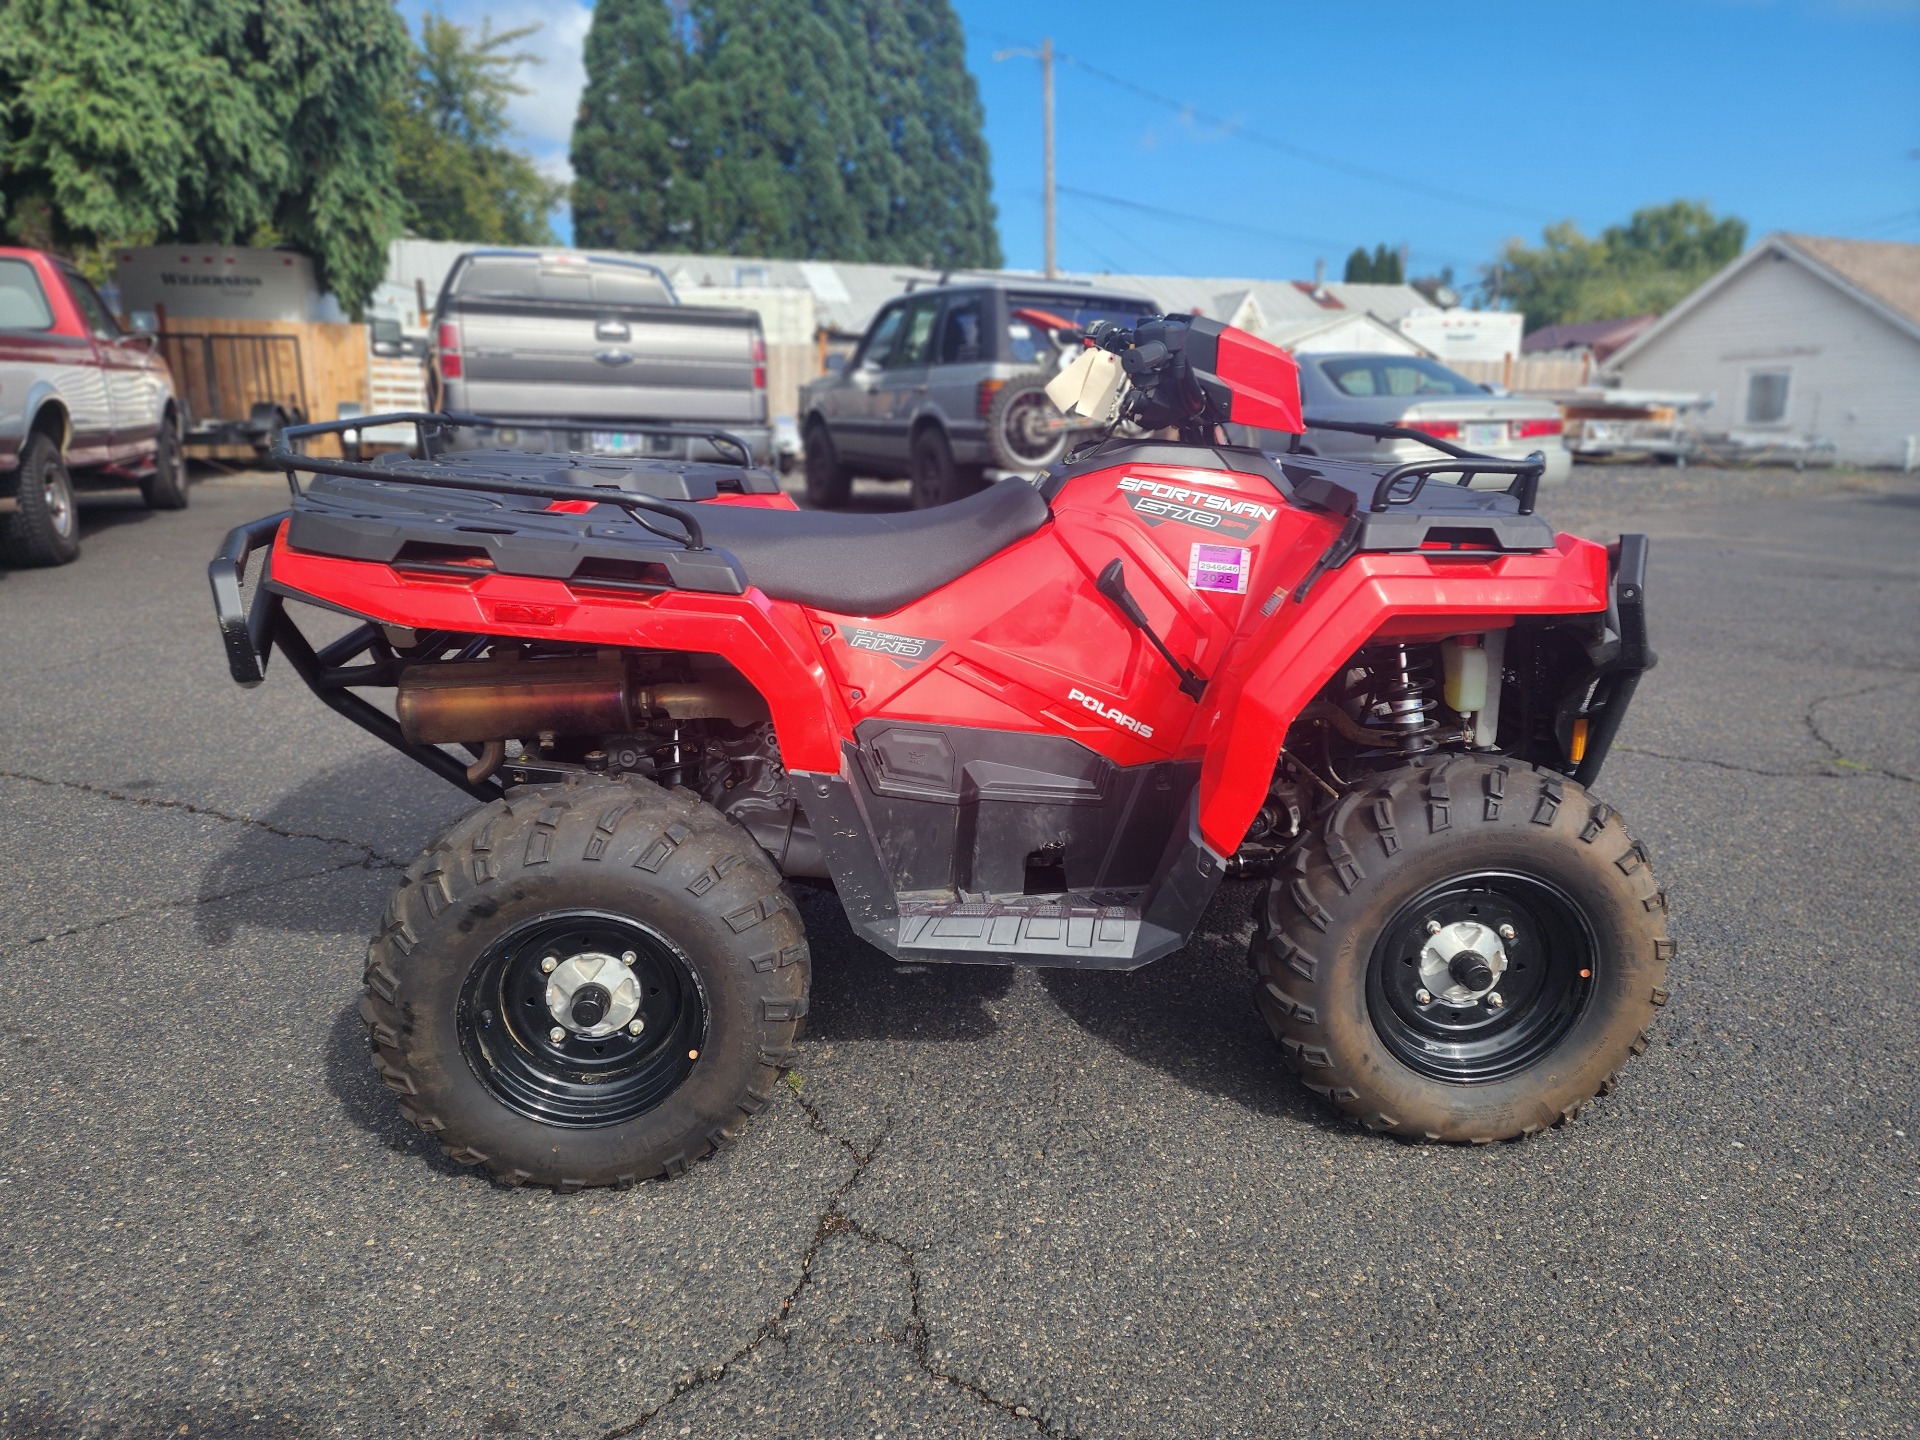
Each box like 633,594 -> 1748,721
396,653 -> 769,745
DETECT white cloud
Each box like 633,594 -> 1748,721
402,0 -> 593,179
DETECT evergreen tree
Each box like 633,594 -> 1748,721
0,0 -> 408,312
570,0 -> 695,252
572,0 -> 1000,266
1343,246 -> 1374,282
1371,243 -> 1403,284
389,15 -> 568,246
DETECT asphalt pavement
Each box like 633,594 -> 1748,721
1,462 -> 1915,1438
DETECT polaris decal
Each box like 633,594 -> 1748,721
842,626 -> 944,668
1117,475 -> 1277,539
1067,687 -> 1154,739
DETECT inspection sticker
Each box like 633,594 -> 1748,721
1188,542 -> 1250,595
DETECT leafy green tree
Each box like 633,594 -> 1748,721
0,0 -> 409,312
572,0 -> 1000,266
390,15 -> 568,246
1487,200 -> 1747,329
1343,246 -> 1374,283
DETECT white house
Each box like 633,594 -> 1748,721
1603,233 -> 1920,468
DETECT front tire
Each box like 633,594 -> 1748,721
1251,757 -> 1671,1142
1,432 -> 80,567
362,775 -> 810,1188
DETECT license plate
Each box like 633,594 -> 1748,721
1463,422 -> 1507,448
590,431 -> 674,455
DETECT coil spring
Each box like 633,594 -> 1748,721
1359,644 -> 1441,752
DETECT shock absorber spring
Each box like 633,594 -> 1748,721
1364,644 -> 1442,752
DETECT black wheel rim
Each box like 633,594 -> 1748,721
458,911 -> 708,1128
999,391 -> 1067,466
1367,871 -> 1596,1084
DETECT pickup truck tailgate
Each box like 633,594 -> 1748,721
453,300 -> 764,426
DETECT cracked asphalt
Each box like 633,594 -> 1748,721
1,462 -> 1916,1439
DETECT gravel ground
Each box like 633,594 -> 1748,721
0,461 -> 1915,1439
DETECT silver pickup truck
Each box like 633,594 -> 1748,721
429,250 -> 770,464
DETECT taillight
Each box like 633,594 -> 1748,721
1403,420 -> 1459,440
977,378 -> 1008,416
751,335 -> 766,390
436,321 -> 463,381
1513,417 -> 1563,439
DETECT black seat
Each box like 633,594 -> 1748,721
675,480 -> 1051,614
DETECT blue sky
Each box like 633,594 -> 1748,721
407,0 -> 1920,283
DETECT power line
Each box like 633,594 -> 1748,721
1057,53 -> 1550,224
1056,184 -> 1353,252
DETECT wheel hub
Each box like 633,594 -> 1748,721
544,951 -> 642,1038
1419,921 -> 1507,1007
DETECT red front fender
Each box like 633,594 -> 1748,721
1193,534 -> 1611,855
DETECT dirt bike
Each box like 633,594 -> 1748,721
209,312 -> 1667,1189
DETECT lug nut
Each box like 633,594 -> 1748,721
1425,920 -> 1442,935
1487,991 -> 1505,1009
1498,924 -> 1517,941
549,1026 -> 567,1043
621,951 -> 637,966
1415,988 -> 1434,1005
628,1019 -> 645,1036
540,956 -> 557,974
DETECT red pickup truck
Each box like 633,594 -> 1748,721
0,247 -> 186,566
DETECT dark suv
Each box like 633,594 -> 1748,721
798,278 -> 1156,508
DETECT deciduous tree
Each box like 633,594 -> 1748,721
0,0 -> 409,312
1487,200 -> 1747,329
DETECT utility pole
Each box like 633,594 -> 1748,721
994,37 -> 1057,278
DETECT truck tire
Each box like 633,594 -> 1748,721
802,417 -> 852,509
1,432 -> 80,567
361,774 -> 810,1189
909,425 -> 982,508
140,416 -> 189,510
1250,756 -> 1671,1142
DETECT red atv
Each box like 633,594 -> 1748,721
210,315 -> 1668,1189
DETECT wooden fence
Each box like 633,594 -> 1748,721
157,315 -> 368,459
1448,356 -> 1593,393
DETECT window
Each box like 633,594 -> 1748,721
1320,356 -> 1484,398
64,270 -> 122,338
855,305 -> 906,368
1005,292 -> 1155,364
937,297 -> 986,363
0,259 -> 53,330
888,297 -> 941,368
1746,370 -> 1790,425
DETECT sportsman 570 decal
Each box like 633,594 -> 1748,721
1117,475 -> 1278,539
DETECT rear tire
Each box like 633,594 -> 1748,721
1,432 -> 80,567
1251,757 -> 1671,1142
361,774 -> 810,1188
140,416 -> 189,510
802,417 -> 852,509
909,425 -> 981,509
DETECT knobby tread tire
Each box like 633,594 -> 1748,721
361,773 -> 809,1189
1250,756 -> 1672,1142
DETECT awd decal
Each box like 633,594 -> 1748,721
1117,475 -> 1277,539
1067,687 -> 1154,739
841,626 -> 944,668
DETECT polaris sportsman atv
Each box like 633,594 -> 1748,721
210,314 -> 1668,1189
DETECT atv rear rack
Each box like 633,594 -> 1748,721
272,412 -> 766,553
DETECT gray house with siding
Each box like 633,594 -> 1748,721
1603,233 -> 1920,468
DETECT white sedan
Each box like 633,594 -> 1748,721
1268,352 -> 1573,484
